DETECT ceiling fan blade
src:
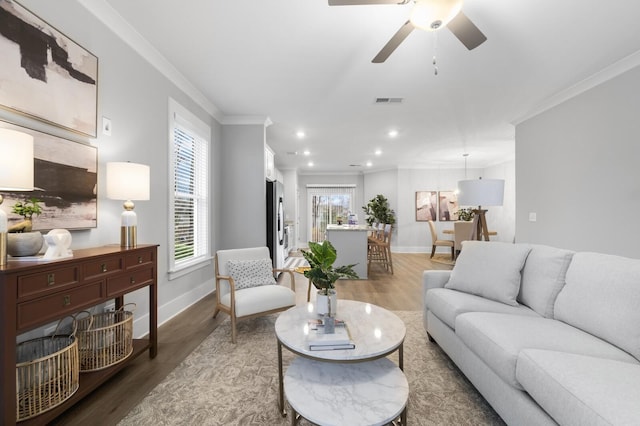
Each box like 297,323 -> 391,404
329,0 -> 405,5
447,11 -> 487,50
372,20 -> 414,63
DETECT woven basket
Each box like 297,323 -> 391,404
16,332 -> 79,421
75,304 -> 134,372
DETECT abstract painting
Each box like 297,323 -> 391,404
438,191 -> 459,221
0,121 -> 97,230
415,191 -> 437,221
0,0 -> 98,137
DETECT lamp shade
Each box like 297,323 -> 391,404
457,178 -> 504,207
410,0 -> 463,31
0,129 -> 34,191
106,162 -> 150,201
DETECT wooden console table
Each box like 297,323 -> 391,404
0,244 -> 159,425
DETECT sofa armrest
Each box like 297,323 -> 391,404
422,270 -> 452,293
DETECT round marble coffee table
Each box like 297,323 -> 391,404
275,300 -> 407,422
285,357 -> 408,426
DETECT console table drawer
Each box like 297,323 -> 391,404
106,267 -> 154,296
125,249 -> 154,269
17,266 -> 80,301
17,281 -> 105,331
83,256 -> 123,280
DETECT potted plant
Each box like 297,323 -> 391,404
456,207 -> 475,221
362,194 -> 396,226
302,240 -> 358,316
7,197 -> 44,257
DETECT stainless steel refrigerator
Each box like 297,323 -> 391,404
266,180 -> 286,272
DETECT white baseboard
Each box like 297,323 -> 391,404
132,279 -> 214,338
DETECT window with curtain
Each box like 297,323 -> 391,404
169,98 -> 211,276
307,185 -> 356,242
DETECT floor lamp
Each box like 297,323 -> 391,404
0,129 -> 35,266
457,178 -> 504,241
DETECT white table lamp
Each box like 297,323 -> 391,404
457,178 -> 504,241
106,162 -> 150,248
0,129 -> 35,265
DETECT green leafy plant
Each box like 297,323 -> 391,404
9,197 -> 43,233
301,240 -> 358,294
456,207 -> 475,221
362,194 -> 396,226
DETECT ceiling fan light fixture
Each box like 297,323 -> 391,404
409,0 -> 463,31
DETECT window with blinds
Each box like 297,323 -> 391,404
169,98 -> 210,274
306,185 -> 356,242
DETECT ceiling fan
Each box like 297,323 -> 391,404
328,0 -> 487,63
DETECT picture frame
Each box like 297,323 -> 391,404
438,191 -> 459,221
0,120 -> 97,230
0,0 -> 98,137
415,191 -> 437,221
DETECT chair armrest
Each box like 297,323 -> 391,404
273,268 -> 296,291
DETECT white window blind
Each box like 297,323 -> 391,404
306,185 -> 356,242
169,99 -> 211,274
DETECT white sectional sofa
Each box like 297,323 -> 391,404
422,241 -> 640,426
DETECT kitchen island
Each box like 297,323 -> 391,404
325,224 -> 369,279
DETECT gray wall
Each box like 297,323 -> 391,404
5,0 -> 223,337
220,124 -> 267,249
516,66 -> 640,258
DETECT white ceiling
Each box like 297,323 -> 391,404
101,0 -> 640,173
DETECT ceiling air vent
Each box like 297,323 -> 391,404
375,97 -> 403,104
349,164 -> 362,167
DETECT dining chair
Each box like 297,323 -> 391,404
428,220 -> 455,260
214,246 -> 296,343
368,223 -> 393,274
453,220 -> 476,259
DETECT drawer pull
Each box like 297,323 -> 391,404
63,295 -> 71,306
138,256 -> 143,264
101,263 -> 108,273
130,277 -> 136,284
47,273 -> 55,286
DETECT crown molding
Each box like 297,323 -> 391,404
221,115 -> 272,126
77,0 -> 224,122
513,49 -> 640,125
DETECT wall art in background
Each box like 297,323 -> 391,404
415,191 -> 437,221
0,121 -> 97,230
438,191 -> 459,221
0,0 -> 98,137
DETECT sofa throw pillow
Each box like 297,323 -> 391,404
445,241 -> 531,306
518,244 -> 574,318
226,259 -> 276,290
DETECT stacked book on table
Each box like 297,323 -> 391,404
307,319 -> 355,351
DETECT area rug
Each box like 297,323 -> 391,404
119,311 -> 504,426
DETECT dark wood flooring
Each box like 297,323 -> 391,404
51,252 -> 452,425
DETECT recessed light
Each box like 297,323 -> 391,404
307,161 -> 314,167
388,130 -> 398,138
366,161 -> 373,167
296,131 -> 305,139
303,150 -> 310,156
375,149 -> 382,156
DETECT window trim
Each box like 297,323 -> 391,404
168,98 -> 211,278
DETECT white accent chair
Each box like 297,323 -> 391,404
214,247 -> 296,343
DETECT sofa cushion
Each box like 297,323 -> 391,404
455,312 -> 638,390
554,252 -> 640,361
518,244 -> 574,318
516,349 -> 640,426
425,288 -> 540,330
445,241 -> 531,306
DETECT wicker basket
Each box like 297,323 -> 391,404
75,304 -> 134,372
16,331 -> 79,421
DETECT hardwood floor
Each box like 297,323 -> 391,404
52,252 -> 452,425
